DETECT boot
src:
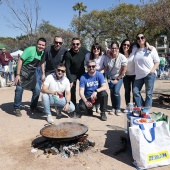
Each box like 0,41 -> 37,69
101,112 -> 107,121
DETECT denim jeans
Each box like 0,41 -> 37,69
159,65 -> 165,75
42,94 -> 75,116
109,78 -> 123,110
14,81 -> 41,109
4,72 -> 12,82
123,75 -> 136,105
133,73 -> 156,107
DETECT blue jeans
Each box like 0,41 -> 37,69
159,65 -> 165,75
109,78 -> 123,110
42,94 -> 75,116
4,72 -> 12,82
133,73 -> 156,107
14,81 -> 41,109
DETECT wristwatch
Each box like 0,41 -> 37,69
94,89 -> 98,93
67,102 -> 70,104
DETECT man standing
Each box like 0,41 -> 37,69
0,47 -> 13,85
41,63 -> 75,123
14,37 -> 46,116
79,60 -> 108,121
43,36 -> 67,76
64,37 -> 89,116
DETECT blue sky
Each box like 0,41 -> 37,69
0,0 -> 143,38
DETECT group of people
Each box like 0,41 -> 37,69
13,33 -> 160,124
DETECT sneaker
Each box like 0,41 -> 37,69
109,109 -> 114,115
96,108 -> 101,113
47,115 -> 54,124
101,112 -> 107,121
115,110 -> 122,116
14,109 -> 22,117
30,107 -> 42,114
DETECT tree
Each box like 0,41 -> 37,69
72,2 -> 87,39
2,0 -> 40,45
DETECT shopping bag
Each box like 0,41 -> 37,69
129,121 -> 170,169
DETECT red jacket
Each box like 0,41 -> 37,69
0,52 -> 13,66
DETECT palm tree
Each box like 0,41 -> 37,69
72,2 -> 87,39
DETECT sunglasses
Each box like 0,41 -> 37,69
137,36 -> 145,40
54,41 -> 63,45
93,47 -> 100,50
57,69 -> 65,73
88,65 -> 96,68
72,43 -> 80,46
123,44 -> 130,47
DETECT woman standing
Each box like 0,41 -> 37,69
104,41 -> 127,116
133,33 -> 160,108
85,43 -> 106,113
119,39 -> 136,106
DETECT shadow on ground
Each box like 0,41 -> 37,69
101,128 -> 134,168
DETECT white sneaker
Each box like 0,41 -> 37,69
96,108 -> 101,113
47,115 -> 54,124
109,109 -> 114,115
115,110 -> 122,116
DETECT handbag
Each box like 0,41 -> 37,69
129,121 -> 170,169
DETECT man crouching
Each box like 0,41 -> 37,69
79,60 -> 108,121
41,63 -> 75,123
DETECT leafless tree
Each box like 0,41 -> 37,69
2,0 -> 40,45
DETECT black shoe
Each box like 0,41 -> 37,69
87,109 -> 93,116
69,111 -> 81,118
101,112 -> 107,121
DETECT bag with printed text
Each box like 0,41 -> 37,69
129,121 -> 170,169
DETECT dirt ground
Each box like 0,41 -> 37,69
0,79 -> 170,170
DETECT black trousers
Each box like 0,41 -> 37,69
123,75 -> 135,105
79,90 -> 108,112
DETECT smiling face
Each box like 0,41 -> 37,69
123,40 -> 131,53
55,65 -> 66,79
110,43 -> 119,57
72,39 -> 81,53
36,40 -> 46,53
54,37 -> 63,51
136,34 -> 146,48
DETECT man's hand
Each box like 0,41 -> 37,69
14,75 -> 20,85
91,91 -> 97,99
63,103 -> 69,111
85,101 -> 93,108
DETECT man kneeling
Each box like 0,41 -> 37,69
42,63 -> 75,123
79,60 -> 108,121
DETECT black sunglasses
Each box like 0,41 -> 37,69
123,44 -> 130,47
93,47 -> 100,50
137,36 -> 145,40
88,65 -> 96,68
54,41 -> 63,45
72,43 -> 80,46
57,69 -> 65,73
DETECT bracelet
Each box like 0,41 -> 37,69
16,74 -> 20,76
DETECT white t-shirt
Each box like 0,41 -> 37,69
125,46 -> 137,75
44,73 -> 71,93
104,53 -> 127,79
134,47 -> 160,80
85,53 -> 106,71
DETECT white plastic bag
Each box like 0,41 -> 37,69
129,121 -> 170,169
0,76 -> 6,87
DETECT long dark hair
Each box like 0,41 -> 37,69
136,33 -> 147,48
119,39 -> 132,55
90,43 -> 102,60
